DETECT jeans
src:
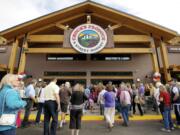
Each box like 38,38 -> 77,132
174,104 -> 180,125
121,105 -> 130,125
162,106 -> 173,129
21,99 -> 33,127
44,101 -> 58,135
132,96 -> 143,115
115,100 -> 121,113
100,104 -> 104,115
0,129 -> 16,135
35,103 -> 44,123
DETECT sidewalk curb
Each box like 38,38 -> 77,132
20,114 -> 176,121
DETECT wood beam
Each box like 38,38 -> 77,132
27,34 -> 151,43
55,13 -> 85,24
93,13 -> 119,24
150,38 -> 159,72
108,24 -> 122,30
0,36 -> 7,45
8,39 -> 19,73
25,48 -> 153,54
123,24 -> 148,35
55,23 -> 69,30
29,13 -> 85,34
113,35 -> 151,43
18,36 -> 28,73
27,35 -> 64,43
160,41 -> 171,82
29,24 -> 55,35
93,13 -> 147,34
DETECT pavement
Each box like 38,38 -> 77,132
17,121 -> 180,135
16,105 -> 178,134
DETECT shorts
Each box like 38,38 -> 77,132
60,102 -> 68,113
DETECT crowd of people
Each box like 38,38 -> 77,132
0,73 -> 180,135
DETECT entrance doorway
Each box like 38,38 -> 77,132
91,79 -> 133,86
57,79 -> 86,86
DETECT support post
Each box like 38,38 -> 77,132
150,38 -> 159,72
8,38 -> 19,73
160,41 -> 171,82
18,35 -> 28,73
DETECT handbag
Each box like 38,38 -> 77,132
0,114 -> 16,126
0,91 -> 16,126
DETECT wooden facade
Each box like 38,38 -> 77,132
0,1 -> 178,83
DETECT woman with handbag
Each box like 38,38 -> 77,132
0,74 -> 27,135
120,83 -> 131,127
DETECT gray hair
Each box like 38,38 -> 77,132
65,81 -> 71,89
0,74 -> 18,90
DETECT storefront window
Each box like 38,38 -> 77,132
46,54 -> 87,61
91,54 -> 131,61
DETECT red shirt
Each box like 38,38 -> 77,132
159,91 -> 171,107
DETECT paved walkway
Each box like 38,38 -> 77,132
17,121 -> 180,135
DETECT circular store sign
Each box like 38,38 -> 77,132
70,24 -> 107,54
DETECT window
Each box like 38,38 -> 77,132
91,54 -> 131,61
46,54 -> 87,61
91,71 -> 133,76
44,71 -> 87,76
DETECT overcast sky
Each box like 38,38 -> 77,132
0,0 -> 180,34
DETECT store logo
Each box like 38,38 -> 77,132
70,24 -> 107,54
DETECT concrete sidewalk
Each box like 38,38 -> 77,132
17,121 -> 180,135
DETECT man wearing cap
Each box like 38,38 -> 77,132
21,77 -> 37,127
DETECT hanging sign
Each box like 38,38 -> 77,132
70,24 -> 107,54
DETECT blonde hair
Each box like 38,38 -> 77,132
0,74 -> 18,90
159,85 -> 166,92
73,83 -> 84,92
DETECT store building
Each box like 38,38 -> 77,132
0,1 -> 179,85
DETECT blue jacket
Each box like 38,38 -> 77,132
0,85 -> 26,131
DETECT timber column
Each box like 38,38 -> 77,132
150,38 -> 159,72
8,38 -> 19,73
18,35 -> 28,73
160,41 -> 171,82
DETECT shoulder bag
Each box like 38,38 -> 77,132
0,91 -> 16,126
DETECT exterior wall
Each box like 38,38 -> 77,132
168,53 -> 180,65
0,46 -> 11,65
157,47 -> 180,67
0,46 -> 20,67
25,53 -> 153,83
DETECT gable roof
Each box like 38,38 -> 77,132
0,1 -> 178,41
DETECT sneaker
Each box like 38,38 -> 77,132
161,128 -> 171,133
108,124 -> 113,132
34,122 -> 40,126
171,127 -> 175,131
174,124 -> 180,129
59,121 -> 63,128
122,123 -> 128,127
